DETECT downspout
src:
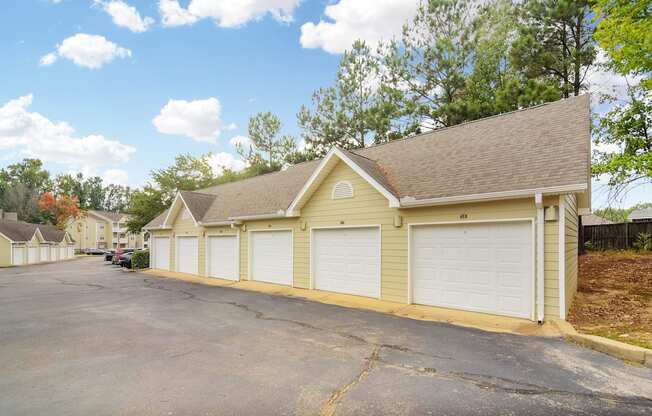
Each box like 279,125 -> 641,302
535,193 -> 545,323
558,196 -> 566,320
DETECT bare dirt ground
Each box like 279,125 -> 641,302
568,252 -> 652,349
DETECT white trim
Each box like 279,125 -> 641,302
400,183 -> 588,208
162,193 -> 199,228
287,147 -> 400,215
536,203 -> 545,322
559,196 -> 566,320
0,231 -> 14,243
247,228 -> 294,287
229,212 -> 285,221
309,225 -> 382,299
174,235 -> 200,274
205,232 -> 240,281
199,220 -> 236,226
407,218 -> 537,321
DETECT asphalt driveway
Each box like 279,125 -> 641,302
1,258 -> 651,415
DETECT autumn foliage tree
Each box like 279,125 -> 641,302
38,192 -> 82,230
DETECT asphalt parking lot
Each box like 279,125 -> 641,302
1,257 -> 651,415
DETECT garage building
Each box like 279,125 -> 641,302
144,96 -> 589,322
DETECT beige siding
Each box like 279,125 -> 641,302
564,194 -> 579,315
148,160 -> 577,320
170,206 -> 204,275
0,236 -> 11,266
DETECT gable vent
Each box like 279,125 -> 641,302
332,181 -> 354,200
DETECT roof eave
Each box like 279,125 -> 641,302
399,183 -> 589,208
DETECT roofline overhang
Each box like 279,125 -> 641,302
198,220 -> 236,227
162,192 -> 200,228
399,183 -> 589,208
228,212 -> 286,221
142,225 -> 173,231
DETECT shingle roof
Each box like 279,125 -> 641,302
629,208 -> 652,220
145,95 -> 590,228
0,220 -> 38,242
0,220 -> 73,243
180,191 -> 217,222
581,214 -> 613,226
88,210 -> 128,222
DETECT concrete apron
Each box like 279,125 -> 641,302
139,268 -> 560,338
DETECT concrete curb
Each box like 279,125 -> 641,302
552,319 -> 652,367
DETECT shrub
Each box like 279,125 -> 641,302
633,233 -> 652,251
131,250 -> 150,269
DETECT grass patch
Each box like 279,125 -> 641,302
588,329 -> 652,350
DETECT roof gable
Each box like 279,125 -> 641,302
287,147 -> 400,216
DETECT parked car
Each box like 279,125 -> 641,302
104,250 -> 116,262
112,249 -> 134,265
85,248 -> 106,256
119,252 -> 134,269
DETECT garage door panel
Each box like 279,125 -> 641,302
153,238 -> 170,271
177,237 -> 198,275
208,236 -> 238,281
313,227 -> 380,298
250,231 -> 292,286
412,221 -> 532,319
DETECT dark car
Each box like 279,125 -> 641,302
86,248 -> 106,256
104,250 -> 116,262
119,252 -> 134,269
112,249 -> 135,265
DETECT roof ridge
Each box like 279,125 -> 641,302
356,94 -> 590,152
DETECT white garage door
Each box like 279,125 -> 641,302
411,221 -> 533,319
40,246 -> 49,262
176,236 -> 198,275
13,247 -> 25,265
59,247 -> 66,260
28,247 -> 39,264
250,231 -> 292,286
153,237 -> 170,270
50,246 -> 58,261
68,247 -> 74,258
313,227 -> 380,298
207,236 -> 238,280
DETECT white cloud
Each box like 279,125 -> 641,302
206,152 -> 247,175
586,49 -> 643,106
94,0 -> 155,33
39,52 -> 58,66
300,0 -> 418,54
41,33 -> 132,69
225,122 -> 237,131
159,0 -> 301,28
153,97 -> 223,142
229,135 -> 251,147
102,168 -> 130,186
0,94 -> 136,172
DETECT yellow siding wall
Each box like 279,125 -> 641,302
149,160 -> 580,320
0,237 -> 11,266
67,215 -> 110,250
564,194 -> 579,315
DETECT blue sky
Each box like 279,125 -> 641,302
0,0 -> 649,209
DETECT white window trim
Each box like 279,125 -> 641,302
407,218 -> 537,321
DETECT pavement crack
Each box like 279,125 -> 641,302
54,278 -> 106,290
320,346 -> 381,416
378,360 -> 652,408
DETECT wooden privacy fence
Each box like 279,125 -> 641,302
581,222 -> 652,251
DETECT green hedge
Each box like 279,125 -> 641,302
131,250 -> 150,270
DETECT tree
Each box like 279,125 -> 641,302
594,202 -> 652,223
593,0 -> 652,87
150,154 -> 218,205
238,112 -> 300,170
54,173 -> 106,210
104,184 -> 133,212
380,0 -> 478,130
592,86 -> 651,199
126,185 -> 167,233
0,159 -> 52,222
511,0 -> 596,98
298,40 -> 404,157
38,192 -> 82,229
